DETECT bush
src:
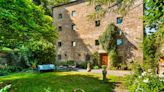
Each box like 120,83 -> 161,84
0,82 -> 11,92
125,69 -> 164,92
76,62 -> 87,69
67,60 -> 76,66
0,66 -> 23,75
93,66 -> 99,69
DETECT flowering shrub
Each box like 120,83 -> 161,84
0,82 -> 11,92
126,69 -> 164,92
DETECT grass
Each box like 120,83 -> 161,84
0,71 -> 124,92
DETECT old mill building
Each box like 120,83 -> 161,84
52,0 -> 143,66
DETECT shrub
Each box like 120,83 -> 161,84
93,66 -> 99,69
125,69 -> 164,92
76,62 -> 87,69
0,82 -> 11,92
67,60 -> 76,66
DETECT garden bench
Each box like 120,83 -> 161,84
37,64 -> 55,72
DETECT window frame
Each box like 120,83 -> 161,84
95,20 -> 101,27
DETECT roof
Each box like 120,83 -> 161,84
52,0 -> 80,8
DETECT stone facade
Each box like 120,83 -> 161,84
52,0 -> 143,65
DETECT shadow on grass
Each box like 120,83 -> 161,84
0,72 -> 117,92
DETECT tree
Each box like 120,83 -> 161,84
143,0 -> 164,69
88,0 -> 136,20
99,23 -> 118,67
0,0 -> 57,66
33,0 -> 68,16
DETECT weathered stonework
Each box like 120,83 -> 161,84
53,0 -> 143,65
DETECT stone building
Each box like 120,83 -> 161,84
52,0 -> 143,66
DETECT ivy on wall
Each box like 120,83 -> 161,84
99,23 -> 119,67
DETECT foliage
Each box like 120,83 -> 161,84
126,69 -> 164,92
99,23 -> 117,53
91,52 -> 100,67
93,66 -> 99,69
144,0 -> 164,28
99,23 -> 119,67
0,83 -> 11,92
88,0 -> 136,20
33,0 -> 68,16
0,65 -> 23,75
109,50 -> 119,67
143,34 -> 157,69
0,0 -> 57,66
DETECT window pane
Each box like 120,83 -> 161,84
72,11 -> 76,16
72,41 -> 76,46
95,40 -> 99,45
117,17 -> 123,24
95,20 -> 100,27
117,39 -> 123,45
58,42 -> 62,47
58,14 -> 62,19
72,24 -> 76,31
58,26 -> 62,31
58,55 -> 62,60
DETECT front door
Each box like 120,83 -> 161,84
100,53 -> 108,66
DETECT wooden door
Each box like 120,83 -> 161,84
100,53 -> 108,65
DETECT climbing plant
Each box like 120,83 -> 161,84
99,23 -> 118,67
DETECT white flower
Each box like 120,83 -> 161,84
138,76 -> 142,79
159,74 -> 164,78
148,69 -> 152,73
143,78 -> 149,83
141,71 -> 146,76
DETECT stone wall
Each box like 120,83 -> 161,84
53,0 -> 143,64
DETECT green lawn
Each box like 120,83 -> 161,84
0,72 -> 124,92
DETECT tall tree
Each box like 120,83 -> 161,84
0,0 -> 57,66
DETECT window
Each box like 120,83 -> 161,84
117,39 -> 123,45
95,20 -> 100,27
72,41 -> 76,47
95,5 -> 102,12
57,55 -> 62,60
118,30 -> 123,36
95,40 -> 99,46
58,42 -> 62,47
117,17 -> 123,24
72,11 -> 76,17
58,26 -> 62,31
58,14 -> 62,19
72,24 -> 76,31
86,54 -> 90,61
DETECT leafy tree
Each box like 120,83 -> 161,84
0,0 -> 57,66
88,0 -> 136,20
143,0 -> 164,69
33,0 -> 68,16
99,23 -> 118,67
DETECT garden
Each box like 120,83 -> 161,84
0,0 -> 164,92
